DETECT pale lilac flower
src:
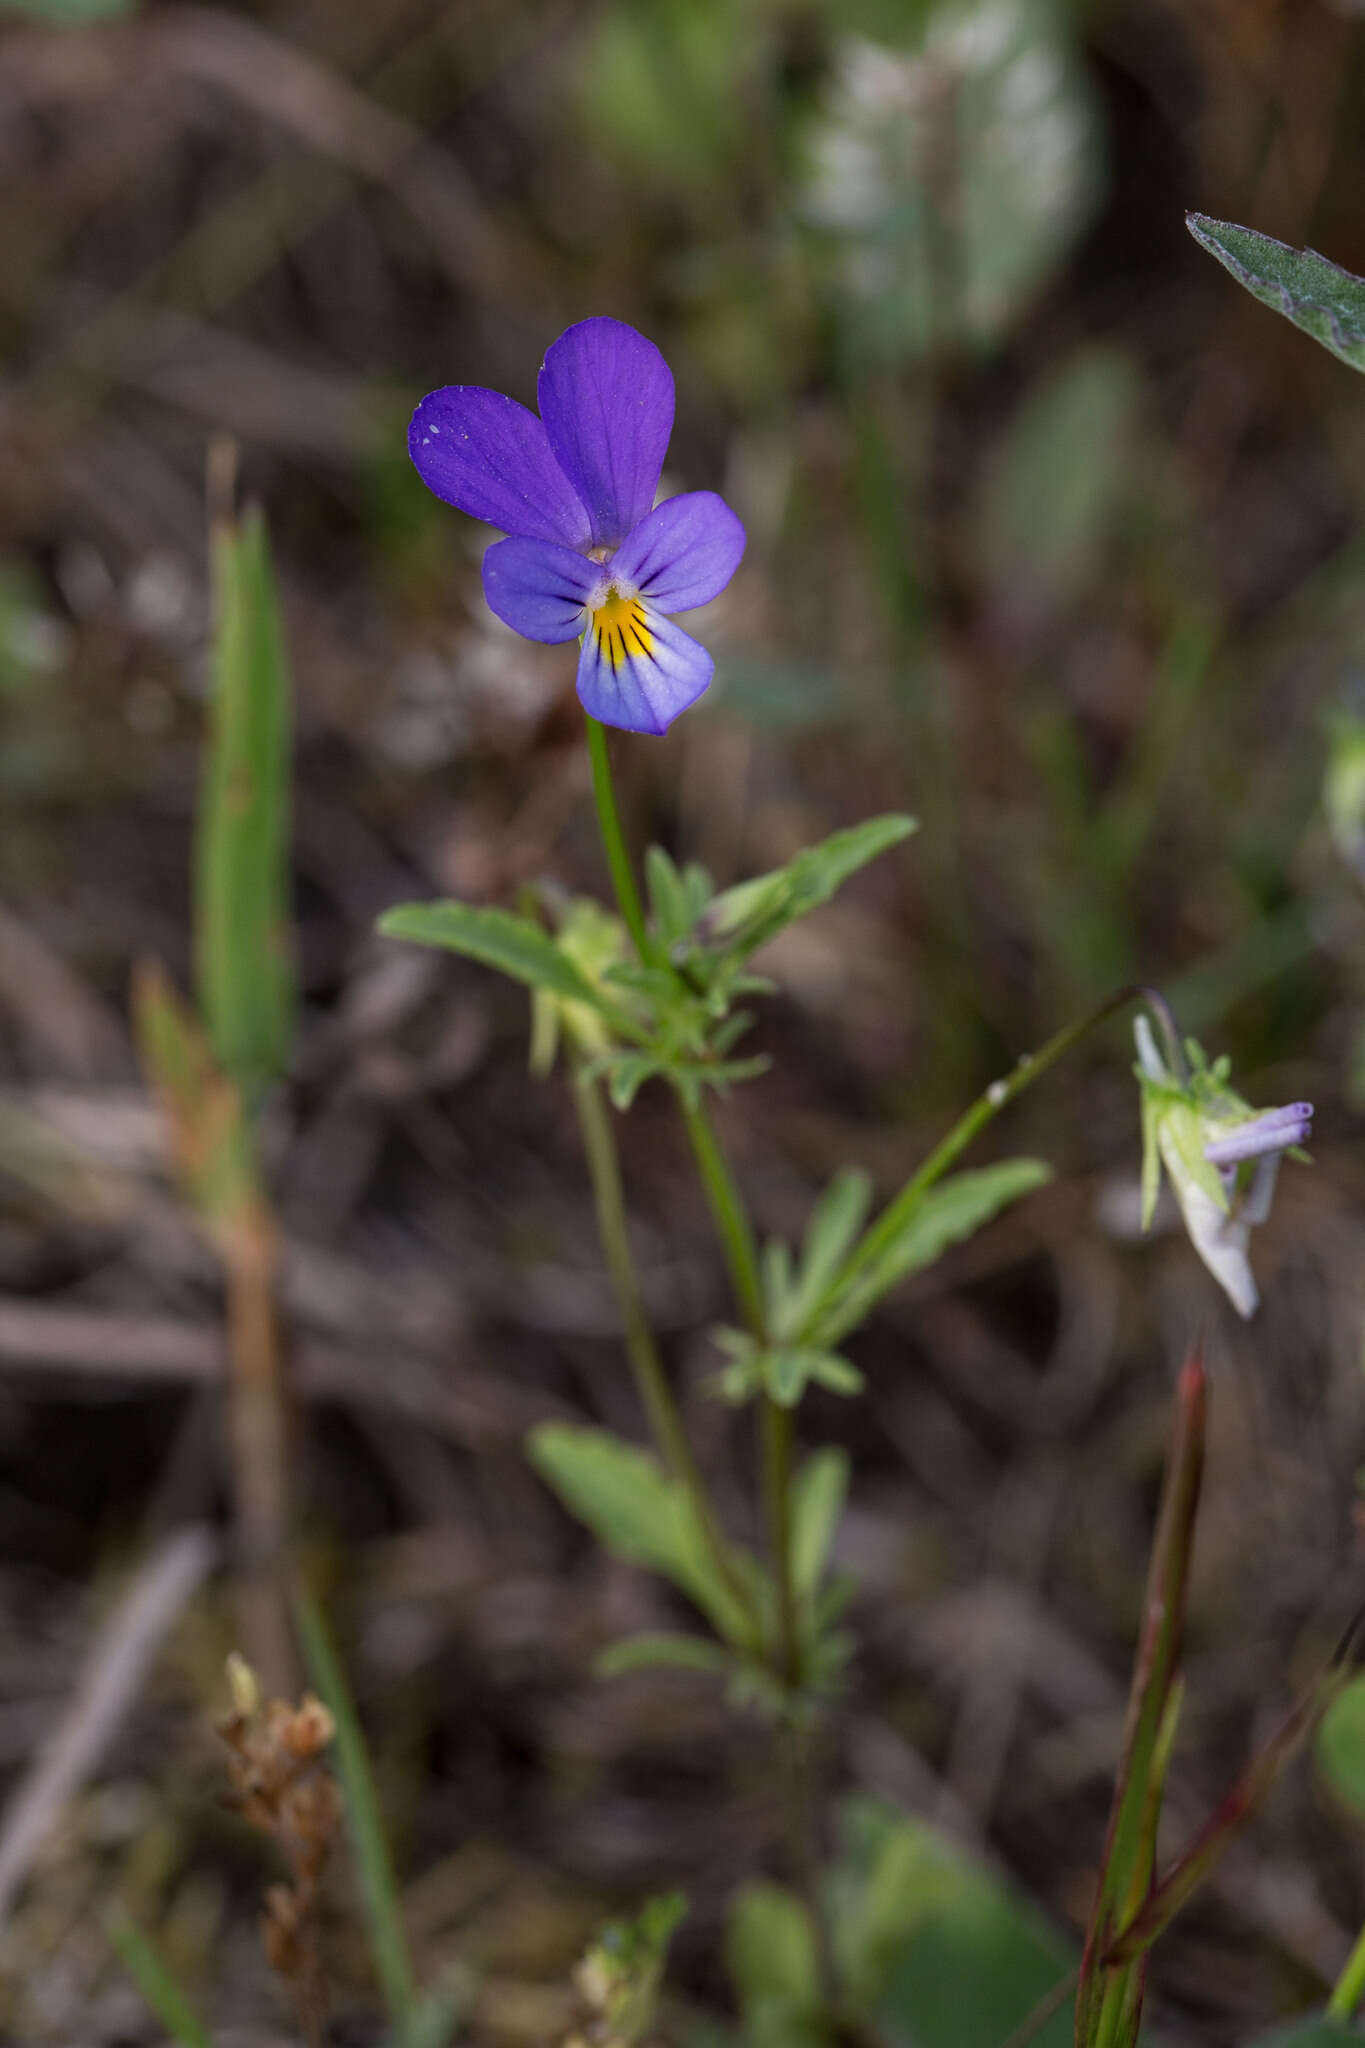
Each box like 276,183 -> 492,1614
408,319 -> 746,736
1133,1017 -> 1312,1319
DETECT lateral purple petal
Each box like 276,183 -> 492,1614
538,319 -> 674,549
409,387 -> 591,549
610,492 -> 746,615
576,604 -> 713,735
482,537 -> 598,644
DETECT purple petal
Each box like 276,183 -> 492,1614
609,492 -> 746,614
409,387 -> 590,549
1204,1104 -> 1313,1168
577,602 -> 712,735
538,319 -> 674,549
482,537 -> 598,643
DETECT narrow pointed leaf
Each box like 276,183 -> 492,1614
107,1913 -> 212,2048
380,901 -> 618,1011
595,1632 -> 732,1678
527,1423 -> 752,1645
1187,214 -> 1365,373
1319,1673 -> 1365,1819
196,506 -> 295,1095
1106,1635 -> 1355,1967
817,1159 -> 1051,1345
791,1448 -> 850,1600
705,815 -> 916,963
132,957 -> 257,1236
294,1587 -> 418,2034
777,1168 -> 874,1338
1076,1353 -> 1205,2041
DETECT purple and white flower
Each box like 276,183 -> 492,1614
1134,1016 -> 1312,1319
408,319 -> 746,736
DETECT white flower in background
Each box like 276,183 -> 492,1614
1134,1016 -> 1312,1318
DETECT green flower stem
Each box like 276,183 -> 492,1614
836,983 -> 1179,1300
585,714 -> 656,966
572,1065 -> 755,1640
674,1090 -> 765,1337
675,1088 -> 801,1695
1329,1922 -> 1365,2020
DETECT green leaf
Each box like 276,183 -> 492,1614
527,1424 -> 750,1645
707,815 -> 916,963
819,1159 -> 1052,1344
380,902 -> 617,1012
725,1881 -> 826,2048
195,506 -> 295,1097
829,1799 -> 1073,2048
645,845 -> 712,951
1187,213 -> 1365,373
791,1449 -> 850,1601
808,1353 -> 865,1397
404,1976 -> 474,2048
596,1632 -> 733,1678
107,1912 -> 212,2048
775,1168 -> 874,1339
293,1588 -> 419,2039
131,958 -> 258,1238
1316,1672 -> 1365,1819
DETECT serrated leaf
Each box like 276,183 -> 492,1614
195,506 -> 295,1097
527,1423 -> 750,1645
1187,214 -> 1365,373
818,1158 -> 1052,1343
1316,1672 -> 1365,1820
707,814 -> 916,963
380,901 -> 616,1011
791,1448 -> 850,1601
596,1632 -> 733,1678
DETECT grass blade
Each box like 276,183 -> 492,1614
1075,1350 -> 1205,2044
196,502 -> 295,1098
294,1585 -> 418,2039
107,1911 -> 212,2048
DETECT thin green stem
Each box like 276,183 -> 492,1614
675,1090 -> 765,1337
762,1395 -> 799,1687
673,1090 -> 800,1685
837,983 -> 1176,1298
573,1066 -> 755,1640
585,714 -> 654,965
1330,1920 -> 1365,2021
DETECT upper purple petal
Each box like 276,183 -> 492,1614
482,536 -> 598,644
537,319 -> 674,549
576,603 -> 712,735
409,387 -> 591,549
609,492 -> 746,614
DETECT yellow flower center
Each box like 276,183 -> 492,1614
590,586 -> 652,670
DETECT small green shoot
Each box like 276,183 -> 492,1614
197,502 -> 296,1101
107,1910 -> 212,2048
294,1586 -> 420,2043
